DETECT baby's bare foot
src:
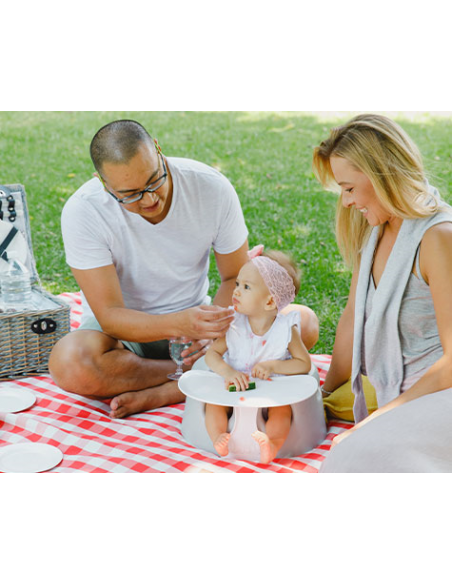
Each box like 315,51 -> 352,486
214,433 -> 231,457
252,430 -> 277,464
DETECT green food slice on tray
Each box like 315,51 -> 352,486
228,381 -> 256,392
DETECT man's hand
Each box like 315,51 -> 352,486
181,339 -> 212,367
179,305 -> 234,340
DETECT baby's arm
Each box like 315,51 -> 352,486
205,336 -> 250,391
252,326 -> 312,379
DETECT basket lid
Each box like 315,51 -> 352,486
0,184 -> 40,285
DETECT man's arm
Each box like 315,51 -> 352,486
180,241 -> 249,366
212,240 -> 249,307
71,264 -> 234,342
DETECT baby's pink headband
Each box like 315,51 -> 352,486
251,256 -> 296,312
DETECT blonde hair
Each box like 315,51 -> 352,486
262,249 -> 301,295
312,114 -> 438,268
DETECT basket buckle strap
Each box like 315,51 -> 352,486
0,225 -> 19,262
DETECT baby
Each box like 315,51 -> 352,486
205,250 -> 312,464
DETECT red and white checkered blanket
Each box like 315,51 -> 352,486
0,292 -> 351,472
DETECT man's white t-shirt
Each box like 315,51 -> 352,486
62,157 -> 249,324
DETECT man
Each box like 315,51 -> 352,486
49,120 -> 318,418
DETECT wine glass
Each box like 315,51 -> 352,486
168,337 -> 192,380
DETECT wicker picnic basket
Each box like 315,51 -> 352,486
0,184 -> 70,379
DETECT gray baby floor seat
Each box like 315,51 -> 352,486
179,358 -> 327,462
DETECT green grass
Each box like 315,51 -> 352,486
0,111 -> 450,353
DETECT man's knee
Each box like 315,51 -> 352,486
49,330 -> 115,395
302,306 -> 319,350
281,304 -> 319,350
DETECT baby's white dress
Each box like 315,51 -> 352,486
224,311 -> 301,373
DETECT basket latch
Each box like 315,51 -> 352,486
31,318 -> 57,334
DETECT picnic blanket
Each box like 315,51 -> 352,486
0,292 -> 351,472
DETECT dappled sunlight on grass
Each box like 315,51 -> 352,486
236,110 -> 452,124
287,223 -> 312,238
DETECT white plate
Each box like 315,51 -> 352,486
0,443 -> 63,473
0,387 -> 36,413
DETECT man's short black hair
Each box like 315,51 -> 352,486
90,119 -> 154,174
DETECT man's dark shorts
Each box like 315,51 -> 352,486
79,316 -> 170,360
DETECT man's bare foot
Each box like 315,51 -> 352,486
252,430 -> 278,464
109,381 -> 184,418
213,433 -> 230,457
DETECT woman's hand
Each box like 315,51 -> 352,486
331,426 -> 357,448
321,387 -> 338,399
330,409 -> 381,448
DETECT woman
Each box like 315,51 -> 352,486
312,114 -> 452,472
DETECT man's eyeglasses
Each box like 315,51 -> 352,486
99,152 -> 168,205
